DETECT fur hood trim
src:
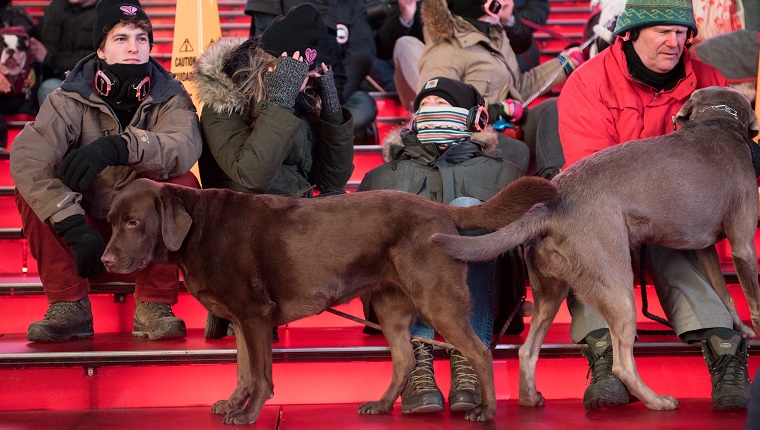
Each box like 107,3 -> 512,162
422,0 -> 499,44
381,126 -> 501,162
193,37 -> 249,116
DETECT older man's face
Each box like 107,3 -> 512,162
631,25 -> 690,73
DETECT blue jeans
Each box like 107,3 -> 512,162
410,197 -> 496,347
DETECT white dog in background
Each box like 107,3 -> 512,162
0,32 -> 29,78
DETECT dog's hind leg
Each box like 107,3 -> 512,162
518,244 -> 569,407
576,264 -> 679,411
724,216 -> 760,336
694,246 -> 755,336
411,274 -> 496,422
358,288 -> 416,415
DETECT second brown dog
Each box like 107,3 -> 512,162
432,86 -> 760,411
101,176 -> 556,424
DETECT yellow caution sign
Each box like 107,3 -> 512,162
170,0 -> 222,182
171,0 -> 221,107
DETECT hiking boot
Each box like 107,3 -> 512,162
581,329 -> 631,410
701,331 -> 750,410
133,300 -> 186,340
401,340 -> 444,414
204,312 -> 230,339
448,349 -> 480,411
27,296 -> 94,342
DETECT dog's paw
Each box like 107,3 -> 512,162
518,391 -> 545,407
645,395 -> 679,411
211,400 -> 230,415
357,400 -> 393,415
464,404 -> 496,422
223,410 -> 256,425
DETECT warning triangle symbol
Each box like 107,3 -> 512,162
179,38 -> 194,52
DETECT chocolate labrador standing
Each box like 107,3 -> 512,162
101,176 -> 556,424
432,86 -> 760,411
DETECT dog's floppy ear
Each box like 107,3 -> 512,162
156,186 -> 192,251
675,97 -> 696,127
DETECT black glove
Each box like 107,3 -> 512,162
53,214 -> 106,279
263,56 -> 309,109
57,135 -> 129,191
317,67 -> 341,115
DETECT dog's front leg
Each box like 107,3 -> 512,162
518,258 -> 568,406
358,290 -> 415,415
216,316 -> 275,424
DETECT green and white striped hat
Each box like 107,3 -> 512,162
613,0 -> 697,36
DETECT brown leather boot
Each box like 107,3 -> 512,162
401,340 -> 444,413
133,300 -> 186,340
448,349 -> 480,411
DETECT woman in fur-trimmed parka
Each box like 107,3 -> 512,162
193,5 -> 354,340
193,5 -> 354,198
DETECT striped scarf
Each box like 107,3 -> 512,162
413,106 -> 472,152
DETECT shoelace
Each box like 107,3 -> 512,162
710,354 -> 749,387
44,301 -> 83,322
585,347 -> 615,384
450,352 -> 478,391
409,343 -> 438,393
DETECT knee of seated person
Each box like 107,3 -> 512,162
449,197 -> 489,237
449,196 -> 482,207
162,171 -> 201,189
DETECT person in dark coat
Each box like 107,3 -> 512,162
359,77 -> 526,414
33,0 -> 99,105
245,0 -> 378,140
194,4 -> 355,338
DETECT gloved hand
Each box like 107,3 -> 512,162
488,99 -> 525,124
315,65 -> 341,115
557,45 -> 585,76
263,55 -> 309,109
57,135 -> 128,191
53,214 -> 106,279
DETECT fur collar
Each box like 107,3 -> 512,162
381,126 -> 501,162
193,37 -> 250,116
422,0 -> 501,44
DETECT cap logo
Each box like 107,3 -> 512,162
424,79 -> 439,89
336,24 -> 349,45
120,5 -> 138,15
305,48 -> 317,65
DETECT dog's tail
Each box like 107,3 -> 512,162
434,194 -> 554,262
447,176 -> 557,232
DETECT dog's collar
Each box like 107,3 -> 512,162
697,104 -> 739,121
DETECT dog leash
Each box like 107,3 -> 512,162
637,244 -> 676,335
324,307 -> 457,350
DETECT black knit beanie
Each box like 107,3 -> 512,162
413,77 -> 484,111
259,4 -> 327,68
447,0 -> 486,20
92,0 -> 153,50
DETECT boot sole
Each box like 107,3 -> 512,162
401,404 -> 444,414
712,395 -> 750,410
27,327 -> 94,343
583,388 -> 631,410
133,321 -> 186,340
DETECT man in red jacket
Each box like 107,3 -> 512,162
557,0 -> 749,411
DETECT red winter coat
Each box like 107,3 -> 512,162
558,38 -> 727,167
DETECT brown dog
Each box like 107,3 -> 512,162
432,86 -> 760,411
101,176 -> 556,423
